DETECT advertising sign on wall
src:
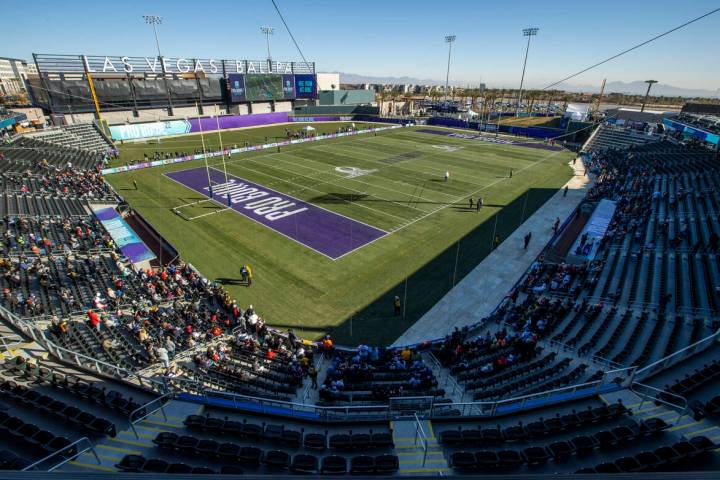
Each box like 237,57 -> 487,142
92,206 -> 156,264
228,74 -> 246,103
294,74 -> 317,98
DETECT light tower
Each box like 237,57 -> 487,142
444,35 -> 456,103
142,15 -> 164,58
143,15 -> 173,116
641,80 -> 658,112
516,27 -> 539,116
261,26 -> 275,63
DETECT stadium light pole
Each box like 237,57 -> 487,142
444,35 -> 456,103
641,79 -> 658,112
516,27 -> 539,116
143,15 -> 164,58
261,26 -> 275,63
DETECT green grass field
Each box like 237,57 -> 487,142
106,122 -> 574,345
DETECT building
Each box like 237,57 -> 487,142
316,73 -> 340,91
0,57 -> 31,95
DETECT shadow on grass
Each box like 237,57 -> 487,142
330,187 -> 561,346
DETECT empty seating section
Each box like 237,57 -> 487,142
583,124 -> 661,152
22,124 -> 115,154
434,136 -> 719,405
111,413 -> 399,475
0,136 -> 102,173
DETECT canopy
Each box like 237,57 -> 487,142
303,125 -> 316,131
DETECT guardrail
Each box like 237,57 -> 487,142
165,366 -> 636,423
413,413 -> 429,467
635,328 -> 720,381
129,392 -> 173,439
430,366 -> 636,418
0,304 -> 166,393
631,382 -> 687,425
22,437 -> 99,472
0,333 -> 24,351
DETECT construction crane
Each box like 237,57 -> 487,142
593,78 -> 606,114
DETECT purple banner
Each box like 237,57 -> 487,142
165,167 -> 387,259
91,206 -> 156,264
188,112 -> 289,133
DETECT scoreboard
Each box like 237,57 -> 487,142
228,74 -> 316,103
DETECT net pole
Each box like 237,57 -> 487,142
402,276 -> 408,319
452,240 -> 460,287
197,104 -> 213,198
216,114 -> 231,206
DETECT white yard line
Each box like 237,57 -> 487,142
266,152 -> 441,211
298,146 -> 459,200
229,154 -> 429,217
218,160 -> 410,225
313,142 -> 490,188
389,147 -> 570,234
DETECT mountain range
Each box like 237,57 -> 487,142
331,72 -> 720,98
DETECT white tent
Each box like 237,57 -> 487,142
303,125 -> 316,131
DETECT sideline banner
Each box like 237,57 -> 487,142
102,125 -> 402,175
92,206 -> 156,264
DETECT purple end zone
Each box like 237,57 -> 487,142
165,167 -> 386,259
415,128 -> 563,151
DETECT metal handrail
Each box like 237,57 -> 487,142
166,366 -> 637,422
22,436 -> 99,471
129,392 -> 173,439
413,413 -> 429,467
0,304 -> 166,392
635,328 -> 720,380
631,381 -> 688,425
0,333 -> 24,351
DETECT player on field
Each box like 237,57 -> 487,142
444,171 -> 449,182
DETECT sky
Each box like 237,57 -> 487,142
3,0 -> 719,91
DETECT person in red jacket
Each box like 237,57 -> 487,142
88,310 -> 100,331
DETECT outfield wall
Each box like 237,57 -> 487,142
108,111 -> 382,141
102,124 -> 404,175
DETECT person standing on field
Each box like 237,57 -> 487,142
444,171 -> 449,182
468,197 -> 474,209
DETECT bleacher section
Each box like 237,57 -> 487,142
22,124 -> 115,154
583,124 -> 661,152
0,136 -> 102,172
0,124 -> 717,476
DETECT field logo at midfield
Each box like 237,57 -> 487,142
335,166 -> 377,179
165,167 -> 386,259
432,145 -> 463,152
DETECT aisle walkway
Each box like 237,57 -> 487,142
392,158 -> 592,347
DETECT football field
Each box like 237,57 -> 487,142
107,123 -> 575,344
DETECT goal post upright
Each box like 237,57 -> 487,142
215,114 -> 231,206
197,102 -> 214,198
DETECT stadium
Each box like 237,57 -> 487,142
0,2 -> 719,478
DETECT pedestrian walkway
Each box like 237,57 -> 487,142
392,158 -> 592,346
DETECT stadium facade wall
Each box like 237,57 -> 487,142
293,105 -> 379,115
108,112 -> 291,140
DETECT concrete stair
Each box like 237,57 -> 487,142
391,417 -> 449,476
